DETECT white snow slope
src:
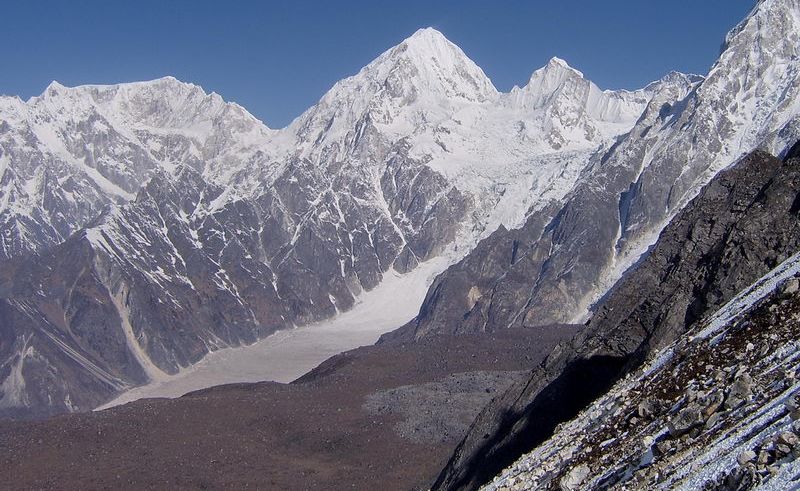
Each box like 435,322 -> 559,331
98,256 -> 449,409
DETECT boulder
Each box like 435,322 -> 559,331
559,464 -> 590,491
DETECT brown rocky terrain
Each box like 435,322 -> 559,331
0,326 -> 577,490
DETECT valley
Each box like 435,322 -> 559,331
99,256 -> 448,409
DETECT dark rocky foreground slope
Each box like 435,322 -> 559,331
0,326 -> 577,491
428,144 -> 800,490
487,251 -> 800,490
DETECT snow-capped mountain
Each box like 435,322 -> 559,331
506,56 -> 653,150
0,76 -> 275,259
392,0 -> 800,341
0,26 -> 669,417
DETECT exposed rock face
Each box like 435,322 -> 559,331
389,0 -> 800,342
430,145 -> 800,490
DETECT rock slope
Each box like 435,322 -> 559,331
485,251 -> 800,491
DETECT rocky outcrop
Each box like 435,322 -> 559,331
431,145 -> 800,490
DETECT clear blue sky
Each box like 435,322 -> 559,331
2,0 -> 755,128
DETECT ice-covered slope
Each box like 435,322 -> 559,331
0,28 -> 664,418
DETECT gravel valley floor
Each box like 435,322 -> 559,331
0,326 -> 578,491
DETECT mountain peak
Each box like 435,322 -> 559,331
298,27 -> 497,127
642,71 -> 704,94
506,56 -> 657,133
46,80 -> 66,90
722,0 -> 799,52
536,56 -> 585,80
44,80 -> 67,97
510,57 -> 588,109
36,76 -> 201,102
26,76 -> 269,139
399,27 -> 460,58
545,56 -> 576,70
383,27 -> 497,102
403,27 -> 450,45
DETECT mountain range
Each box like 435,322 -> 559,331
0,0 -> 799,447
0,25 -> 683,417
